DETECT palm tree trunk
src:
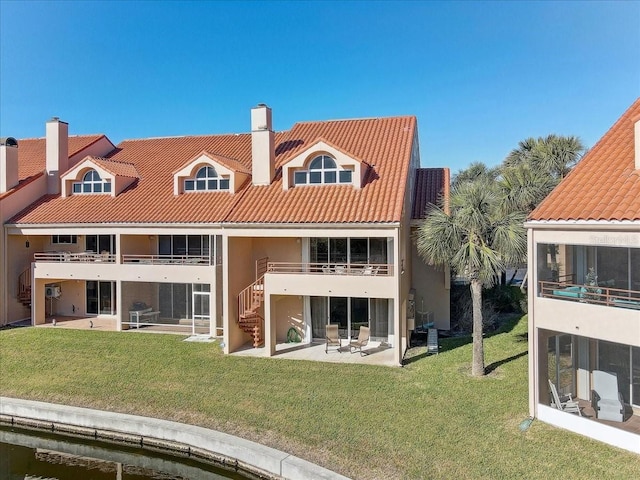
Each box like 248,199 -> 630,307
470,278 -> 485,376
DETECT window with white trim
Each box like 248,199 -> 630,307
184,166 -> 230,191
294,155 -> 353,186
72,169 -> 111,194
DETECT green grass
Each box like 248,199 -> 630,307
1,316 -> 638,479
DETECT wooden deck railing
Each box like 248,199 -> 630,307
539,280 -> 640,309
266,262 -> 393,276
238,275 -> 264,320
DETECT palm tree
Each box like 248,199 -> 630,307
451,161 -> 500,188
504,134 -> 585,182
415,179 -> 527,376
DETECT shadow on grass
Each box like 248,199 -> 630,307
436,314 -> 524,354
485,350 -> 527,374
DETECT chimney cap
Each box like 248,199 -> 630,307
256,103 -> 269,108
0,137 -> 18,147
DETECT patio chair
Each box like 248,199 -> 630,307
592,370 -> 625,422
325,324 -> 342,353
349,326 -> 370,356
548,380 -> 581,416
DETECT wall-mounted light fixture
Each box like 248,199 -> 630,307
25,237 -> 30,248
401,259 -> 405,274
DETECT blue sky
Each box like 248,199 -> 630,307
1,1 -> 638,174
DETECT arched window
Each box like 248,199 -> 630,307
294,155 -> 353,185
72,169 -> 111,194
184,166 -> 230,191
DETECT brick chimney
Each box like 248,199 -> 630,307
251,104 -> 275,186
0,137 -> 19,194
46,117 -> 69,194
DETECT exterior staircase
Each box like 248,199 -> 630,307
237,257 -> 268,348
17,269 -> 31,308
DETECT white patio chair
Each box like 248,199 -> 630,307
592,370 -> 625,422
548,379 -> 581,416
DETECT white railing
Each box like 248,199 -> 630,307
34,252 -> 116,263
121,255 -> 210,265
267,262 -> 393,276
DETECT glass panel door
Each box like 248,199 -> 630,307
329,239 -> 347,265
350,239 -> 368,265
192,284 -> 210,334
99,282 -> 113,314
633,346 -> 640,407
350,297 -> 368,338
85,235 -> 115,254
370,298 -> 389,341
597,247 -> 629,290
86,281 -> 98,314
369,238 -> 387,265
548,334 -> 575,397
311,296 -> 328,338
329,297 -> 348,337
86,281 -> 115,315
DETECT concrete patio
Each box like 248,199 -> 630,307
232,340 -> 398,366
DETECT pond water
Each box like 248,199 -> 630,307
0,425 -> 251,480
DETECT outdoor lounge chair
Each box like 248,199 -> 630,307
548,379 -> 581,416
325,324 -> 342,353
349,326 -> 370,355
592,370 -> 625,422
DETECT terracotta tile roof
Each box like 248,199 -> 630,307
89,157 -> 139,178
226,116 -> 416,224
529,98 -> 640,222
411,168 -> 450,219
16,135 -> 109,180
175,150 -> 251,175
9,116 -> 417,225
0,135 -> 109,201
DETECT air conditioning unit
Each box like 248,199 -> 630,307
45,286 -> 61,298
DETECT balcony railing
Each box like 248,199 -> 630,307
122,255 -> 210,265
267,262 -> 393,276
539,280 -> 640,310
33,252 -> 210,265
34,252 -> 116,263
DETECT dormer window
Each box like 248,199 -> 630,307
72,169 -> 111,194
184,166 -> 230,191
294,155 -> 353,185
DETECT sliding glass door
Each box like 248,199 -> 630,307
310,296 -> 389,341
86,281 -> 116,315
85,235 -> 115,254
310,237 -> 388,266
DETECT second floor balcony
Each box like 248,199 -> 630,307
537,243 -> 640,311
33,252 -> 211,266
267,262 -> 393,276
539,277 -> 640,310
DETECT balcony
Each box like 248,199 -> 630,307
267,262 -> 393,276
34,252 -> 116,263
122,255 -> 210,265
32,253 -> 210,266
539,278 -> 640,310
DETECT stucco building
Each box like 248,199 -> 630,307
526,98 -> 640,453
1,105 -> 449,366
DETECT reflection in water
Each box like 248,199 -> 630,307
0,425 -> 248,480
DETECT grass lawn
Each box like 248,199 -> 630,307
1,315 -> 638,479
